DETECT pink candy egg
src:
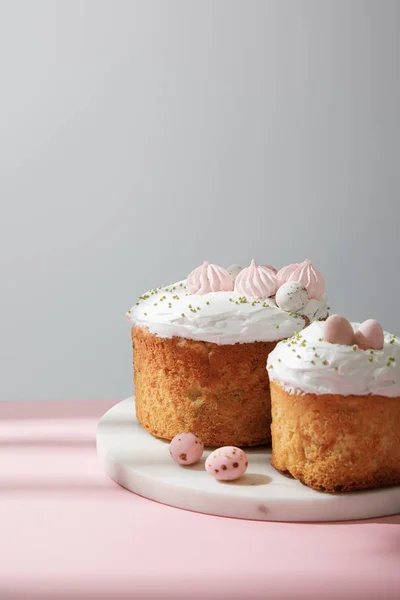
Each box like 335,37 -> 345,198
205,446 -> 248,481
169,433 -> 204,465
324,315 -> 355,346
354,319 -> 384,350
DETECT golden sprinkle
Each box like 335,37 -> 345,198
278,358 -> 281,362
268,364 -> 273,370
297,355 -> 301,359
311,360 -> 316,365
368,357 -> 373,362
322,360 -> 328,365
181,313 -> 185,317
334,366 -> 339,371
352,345 -> 358,351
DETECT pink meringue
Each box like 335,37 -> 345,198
186,261 -> 234,295
285,259 -> 325,300
234,260 -> 278,299
263,264 -> 278,274
277,263 -> 299,287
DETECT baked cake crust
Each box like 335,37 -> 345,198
270,381 -> 400,492
133,326 -> 277,446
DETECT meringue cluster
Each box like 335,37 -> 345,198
186,259 -> 326,310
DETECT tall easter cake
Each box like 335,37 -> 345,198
127,259 -> 329,446
267,316 -> 400,491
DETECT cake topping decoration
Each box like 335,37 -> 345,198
275,281 -> 308,313
186,261 -> 234,295
354,319 -> 384,351
263,264 -> 278,274
276,263 -> 299,287
278,259 -> 325,300
268,320 -> 400,397
227,264 -> 244,281
324,315 -> 356,346
234,260 -> 278,299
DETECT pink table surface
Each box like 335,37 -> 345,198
1,400 -> 399,600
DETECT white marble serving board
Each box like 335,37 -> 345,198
96,398 -> 400,522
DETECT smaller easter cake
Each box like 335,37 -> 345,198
267,315 -> 400,492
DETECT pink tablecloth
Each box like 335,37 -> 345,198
1,400 -> 399,600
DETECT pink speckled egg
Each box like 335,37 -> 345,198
169,433 -> 204,465
354,319 -> 384,350
205,446 -> 248,481
324,315 -> 355,346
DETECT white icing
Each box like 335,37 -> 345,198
267,321 -> 400,397
126,279 -> 329,345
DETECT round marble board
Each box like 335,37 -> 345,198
96,398 -> 400,522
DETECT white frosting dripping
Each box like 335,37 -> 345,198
267,321 -> 400,397
126,279 -> 329,345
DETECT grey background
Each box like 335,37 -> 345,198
1,0 -> 399,401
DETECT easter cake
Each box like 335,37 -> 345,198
267,316 -> 400,492
126,258 -> 329,447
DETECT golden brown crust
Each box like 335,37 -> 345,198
132,326 -> 278,446
270,381 -> 400,492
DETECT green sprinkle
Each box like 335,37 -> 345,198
144,312 -> 148,316
276,325 -> 280,329
154,303 -> 158,306
206,301 -> 210,305
292,349 -> 296,353
181,313 -> 185,317
370,350 -> 374,354
278,358 -> 281,362
390,339 -> 395,344
389,357 -> 395,362
268,364 -> 273,370
229,298 -> 233,302
327,306 -> 331,310
179,283 -> 183,287
188,304 -> 192,308
352,345 -> 358,351
297,355 -> 301,359
312,346 -> 316,350
318,337 -> 323,342
368,357 -> 373,362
